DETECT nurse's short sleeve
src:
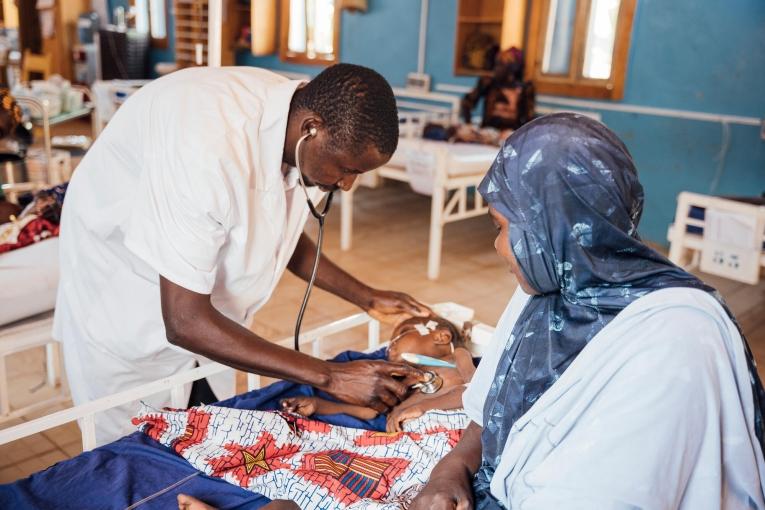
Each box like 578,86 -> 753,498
124,156 -> 231,295
463,287 -> 530,425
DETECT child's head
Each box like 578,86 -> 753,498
386,316 -> 465,363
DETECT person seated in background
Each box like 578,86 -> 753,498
132,315 -> 477,510
457,47 -> 535,145
0,88 -> 32,224
0,182 -> 67,254
0,87 -> 32,145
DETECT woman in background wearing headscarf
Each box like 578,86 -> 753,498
411,113 -> 765,509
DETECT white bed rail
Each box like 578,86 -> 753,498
0,312 -> 381,451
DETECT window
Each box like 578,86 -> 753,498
525,0 -> 636,99
280,0 -> 340,64
131,0 -> 169,48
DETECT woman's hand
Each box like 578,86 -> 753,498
365,289 -> 432,325
409,462 -> 474,510
386,403 -> 425,432
410,421 -> 483,510
321,359 -> 425,413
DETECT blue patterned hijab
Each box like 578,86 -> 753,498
475,113 -> 765,503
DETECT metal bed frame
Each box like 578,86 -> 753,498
0,311 -> 382,452
339,87 -> 497,280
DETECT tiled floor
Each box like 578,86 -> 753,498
1,121 -> 764,483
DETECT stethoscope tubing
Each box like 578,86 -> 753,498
293,131 -> 333,351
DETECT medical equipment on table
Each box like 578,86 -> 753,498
400,352 -> 457,368
410,370 -> 443,394
293,127 -> 334,352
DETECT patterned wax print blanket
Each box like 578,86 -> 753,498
133,405 -> 468,509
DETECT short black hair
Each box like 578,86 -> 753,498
291,63 -> 399,156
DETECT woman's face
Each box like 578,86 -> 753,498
489,206 -> 539,295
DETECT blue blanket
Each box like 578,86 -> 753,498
0,349 -> 388,510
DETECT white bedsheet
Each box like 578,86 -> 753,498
0,238 -> 59,327
391,138 -> 498,177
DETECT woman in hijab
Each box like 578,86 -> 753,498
411,113 -> 765,509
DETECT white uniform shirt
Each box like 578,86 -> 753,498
464,287 -> 765,508
53,67 -> 319,444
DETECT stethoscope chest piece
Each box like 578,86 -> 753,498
411,370 -> 444,394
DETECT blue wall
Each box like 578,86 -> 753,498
235,0 -> 476,89
155,0 -> 765,245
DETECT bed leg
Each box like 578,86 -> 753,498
428,185 -> 445,280
247,374 -> 261,392
0,355 -> 9,417
340,186 -> 354,251
368,320 -> 380,350
45,342 -> 60,388
81,414 -> 97,451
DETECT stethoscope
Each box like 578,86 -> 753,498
293,128 -> 334,352
290,131 -> 443,396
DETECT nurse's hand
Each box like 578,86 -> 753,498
323,359 -> 425,413
365,289 -> 432,325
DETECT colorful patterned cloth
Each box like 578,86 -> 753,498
134,405 -> 468,509
0,216 -> 59,253
0,182 -> 68,254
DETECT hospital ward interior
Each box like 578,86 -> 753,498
0,0 -> 764,508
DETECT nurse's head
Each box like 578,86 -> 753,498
480,113 -> 645,297
286,63 -> 399,192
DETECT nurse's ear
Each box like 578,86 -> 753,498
300,116 -> 324,140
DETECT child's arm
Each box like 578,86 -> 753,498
280,396 -> 379,421
386,385 -> 466,432
454,347 -> 476,383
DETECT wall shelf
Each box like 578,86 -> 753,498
454,0 -> 505,77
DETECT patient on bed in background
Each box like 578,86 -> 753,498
154,316 -> 476,510
281,316 -> 475,432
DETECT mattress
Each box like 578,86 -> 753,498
0,238 -> 59,327
389,138 -> 498,177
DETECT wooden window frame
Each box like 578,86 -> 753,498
524,0 -> 636,100
279,0 -> 341,65
129,0 -> 169,49
148,0 -> 169,49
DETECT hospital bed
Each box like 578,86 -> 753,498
0,238 -> 66,422
0,304 -> 493,509
667,191 -> 765,285
340,88 -> 499,280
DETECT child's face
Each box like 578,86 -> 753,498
387,319 -> 453,363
